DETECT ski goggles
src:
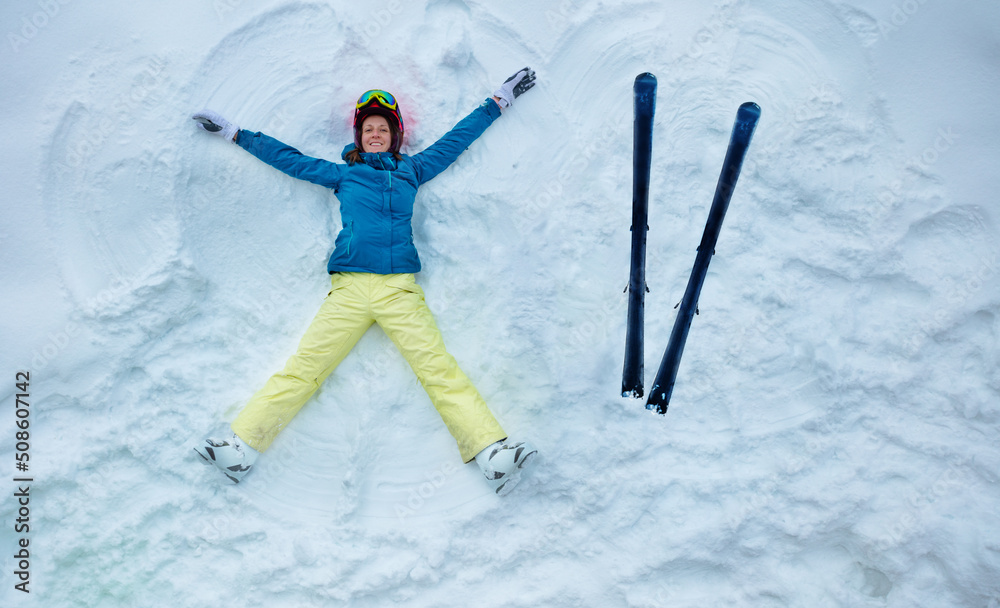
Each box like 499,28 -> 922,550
354,89 -> 404,132
356,89 -> 398,111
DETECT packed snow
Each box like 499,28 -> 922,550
2,0 -> 999,606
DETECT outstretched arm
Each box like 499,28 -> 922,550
192,110 -> 343,190
410,100 -> 502,185
411,67 -> 537,184
235,130 -> 344,190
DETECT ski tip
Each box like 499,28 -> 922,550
634,73 -> 658,112
635,72 -> 657,86
738,101 -> 761,120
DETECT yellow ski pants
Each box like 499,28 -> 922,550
231,272 -> 507,462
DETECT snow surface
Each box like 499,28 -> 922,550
2,0 -> 1000,606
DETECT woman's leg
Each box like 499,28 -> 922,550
372,274 -> 507,462
232,273 -> 373,452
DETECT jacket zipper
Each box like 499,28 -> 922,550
379,155 -> 393,270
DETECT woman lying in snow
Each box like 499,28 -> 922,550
191,68 -> 538,496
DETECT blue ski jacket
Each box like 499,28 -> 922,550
235,99 -> 502,274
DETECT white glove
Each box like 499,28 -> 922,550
492,67 -> 537,109
191,110 -> 240,142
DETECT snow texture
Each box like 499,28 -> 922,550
2,0 -> 999,606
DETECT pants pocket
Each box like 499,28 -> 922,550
383,273 -> 423,296
327,272 -> 356,296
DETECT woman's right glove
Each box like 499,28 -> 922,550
191,110 -> 240,142
492,67 -> 537,108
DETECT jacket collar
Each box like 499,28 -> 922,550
341,144 -> 397,171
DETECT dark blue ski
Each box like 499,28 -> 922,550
622,73 -> 657,398
646,102 -> 761,414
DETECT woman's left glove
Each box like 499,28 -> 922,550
191,110 -> 240,142
493,67 -> 536,108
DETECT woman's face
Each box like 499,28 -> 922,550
361,115 -> 392,153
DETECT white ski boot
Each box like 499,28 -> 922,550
475,440 -> 538,496
194,432 -> 258,483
